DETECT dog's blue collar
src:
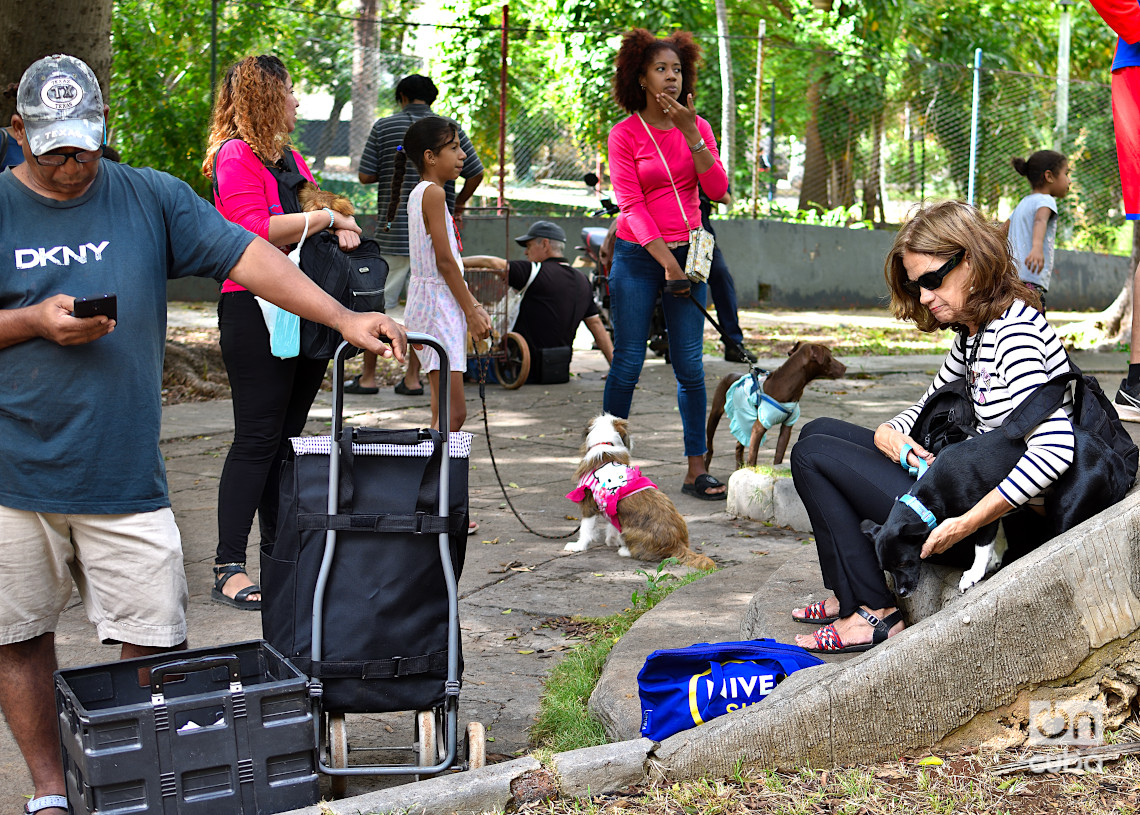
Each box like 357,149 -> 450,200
898,493 -> 938,530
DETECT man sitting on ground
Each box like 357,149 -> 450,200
464,221 -> 612,383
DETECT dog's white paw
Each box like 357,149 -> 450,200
617,545 -> 632,558
564,539 -> 589,553
958,569 -> 984,593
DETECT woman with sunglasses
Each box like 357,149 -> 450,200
787,201 -> 1074,653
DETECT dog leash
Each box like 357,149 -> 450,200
471,349 -> 581,540
683,291 -> 757,366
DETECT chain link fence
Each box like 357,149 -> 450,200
284,13 -> 1122,254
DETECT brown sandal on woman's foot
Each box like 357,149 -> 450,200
211,563 -> 261,610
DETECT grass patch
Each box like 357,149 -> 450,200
530,560 -> 707,753
515,750 -> 1140,814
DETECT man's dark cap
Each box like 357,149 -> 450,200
514,220 -> 566,246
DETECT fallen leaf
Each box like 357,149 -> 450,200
917,756 -> 943,767
508,482 -> 520,489
384,725 -> 393,733
751,550 -> 770,556
505,635 -> 518,641
502,609 -> 512,614
593,573 -> 604,577
518,649 -> 535,655
565,515 -> 578,521
509,565 -> 534,572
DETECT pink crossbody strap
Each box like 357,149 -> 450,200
636,113 -> 692,232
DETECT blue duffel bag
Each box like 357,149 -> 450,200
637,639 -> 824,741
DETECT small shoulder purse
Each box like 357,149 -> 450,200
636,114 -> 715,284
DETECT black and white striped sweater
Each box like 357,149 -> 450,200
887,301 -> 1075,507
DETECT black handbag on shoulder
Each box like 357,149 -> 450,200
911,329 -> 977,455
269,152 -> 387,360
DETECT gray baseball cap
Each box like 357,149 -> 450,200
514,220 -> 566,246
17,55 -> 104,155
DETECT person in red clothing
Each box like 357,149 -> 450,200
1089,0 -> 1140,420
603,29 -> 730,500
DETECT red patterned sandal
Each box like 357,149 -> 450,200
803,609 -> 903,654
791,599 -> 838,625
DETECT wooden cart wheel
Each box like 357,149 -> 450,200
327,713 -> 349,798
415,709 -> 436,778
493,331 -> 530,390
465,721 -> 486,770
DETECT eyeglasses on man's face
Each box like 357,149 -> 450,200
33,147 -> 104,167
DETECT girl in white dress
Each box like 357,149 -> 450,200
392,117 -> 492,431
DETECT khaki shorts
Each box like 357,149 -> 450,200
0,504 -> 188,647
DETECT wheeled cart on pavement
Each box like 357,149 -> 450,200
261,335 -> 485,796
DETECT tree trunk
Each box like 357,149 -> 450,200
348,0 -> 379,173
715,0 -> 735,187
798,81 -> 829,212
310,93 -> 348,173
0,0 -> 113,123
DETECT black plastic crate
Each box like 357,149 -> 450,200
55,640 -> 319,815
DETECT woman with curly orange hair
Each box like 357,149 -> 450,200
202,55 -> 362,609
603,29 -> 730,500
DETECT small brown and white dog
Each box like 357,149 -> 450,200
564,414 -> 716,570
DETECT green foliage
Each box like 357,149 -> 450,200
110,0 -> 401,195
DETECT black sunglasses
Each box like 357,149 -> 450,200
902,252 -> 964,296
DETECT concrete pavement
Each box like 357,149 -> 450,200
3,304 -> 1135,812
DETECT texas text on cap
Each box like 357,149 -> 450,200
514,220 -> 567,246
17,54 -> 105,155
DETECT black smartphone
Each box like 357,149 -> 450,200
73,294 -> 117,321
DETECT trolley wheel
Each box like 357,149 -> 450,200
465,721 -> 486,770
493,332 -> 530,390
327,713 -> 349,798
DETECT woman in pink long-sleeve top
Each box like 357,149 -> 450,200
603,29 -> 730,500
201,55 -> 363,609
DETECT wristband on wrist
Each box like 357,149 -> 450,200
689,138 -> 707,154
322,207 -> 335,230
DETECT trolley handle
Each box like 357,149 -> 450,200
332,336 -> 448,442
150,654 -> 241,696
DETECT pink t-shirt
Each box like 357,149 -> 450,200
608,114 -> 728,246
212,139 -> 316,293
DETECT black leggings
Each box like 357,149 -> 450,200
789,417 -> 973,618
216,291 -> 328,565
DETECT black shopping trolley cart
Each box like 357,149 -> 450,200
261,335 -> 485,796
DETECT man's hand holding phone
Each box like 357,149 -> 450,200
34,293 -> 117,346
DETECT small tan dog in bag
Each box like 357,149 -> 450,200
565,414 -> 715,570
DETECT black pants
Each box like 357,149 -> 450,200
789,417 -> 973,618
216,291 -> 328,565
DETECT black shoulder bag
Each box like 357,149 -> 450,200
910,327 -> 980,455
270,151 -> 388,360
1002,356 -> 1138,517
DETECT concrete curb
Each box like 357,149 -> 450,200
279,741 -> 661,815
726,468 -> 811,532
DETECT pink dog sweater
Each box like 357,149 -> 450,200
566,462 -> 657,532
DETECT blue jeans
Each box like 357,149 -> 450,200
603,239 -> 709,457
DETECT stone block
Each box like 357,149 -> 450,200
773,477 -> 811,532
727,469 -> 774,521
551,738 -> 653,799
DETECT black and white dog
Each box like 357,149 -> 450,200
863,425 -> 1120,597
